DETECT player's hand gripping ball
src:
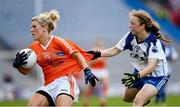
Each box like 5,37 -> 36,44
13,48 -> 37,69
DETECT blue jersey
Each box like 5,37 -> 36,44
115,32 -> 169,77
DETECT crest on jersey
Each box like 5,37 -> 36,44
42,53 -> 51,59
152,46 -> 158,53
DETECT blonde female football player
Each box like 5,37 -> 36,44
12,9 -> 98,106
88,9 -> 170,106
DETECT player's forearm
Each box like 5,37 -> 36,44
72,52 -> 89,69
139,66 -> 155,77
101,47 -> 121,57
139,58 -> 157,77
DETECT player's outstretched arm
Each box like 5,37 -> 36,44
101,47 -> 121,57
87,46 -> 121,59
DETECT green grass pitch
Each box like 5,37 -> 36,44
0,95 -> 180,106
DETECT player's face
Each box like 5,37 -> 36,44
30,21 -> 44,41
129,16 -> 143,35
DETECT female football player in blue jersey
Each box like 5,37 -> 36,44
87,9 -> 170,106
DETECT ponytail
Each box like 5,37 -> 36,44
151,25 -> 171,43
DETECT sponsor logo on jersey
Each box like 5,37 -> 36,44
56,52 -> 65,56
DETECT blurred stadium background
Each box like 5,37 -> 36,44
0,0 -> 180,106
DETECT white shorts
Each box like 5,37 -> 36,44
36,75 -> 80,105
90,68 -> 109,79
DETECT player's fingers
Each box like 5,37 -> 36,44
125,83 -> 129,87
19,51 -> 26,57
21,61 -> 28,65
94,76 -> 99,81
129,84 -> 133,88
124,80 -> 131,86
124,73 -> 133,76
122,76 -> 131,81
16,52 -> 20,57
121,78 -> 128,83
20,56 -> 28,61
89,79 -> 96,87
124,79 -> 132,83
21,53 -> 28,58
122,81 -> 126,84
85,78 -> 88,85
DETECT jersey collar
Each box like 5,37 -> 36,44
40,35 -> 54,50
143,32 -> 157,44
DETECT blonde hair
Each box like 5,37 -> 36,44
129,9 -> 170,42
32,9 -> 60,33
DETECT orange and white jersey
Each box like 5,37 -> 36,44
29,35 -> 93,85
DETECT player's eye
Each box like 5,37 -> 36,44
33,25 -> 36,28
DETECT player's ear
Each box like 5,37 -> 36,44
140,23 -> 146,29
42,25 -> 48,32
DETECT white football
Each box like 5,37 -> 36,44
20,48 -> 37,69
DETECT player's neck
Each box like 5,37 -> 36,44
40,34 -> 52,46
136,31 -> 150,42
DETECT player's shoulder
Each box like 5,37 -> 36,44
52,35 -> 74,48
121,31 -> 134,43
53,35 -> 74,44
53,35 -> 65,42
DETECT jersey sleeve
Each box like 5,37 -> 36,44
115,31 -> 132,51
148,40 -> 166,59
55,37 -> 79,55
